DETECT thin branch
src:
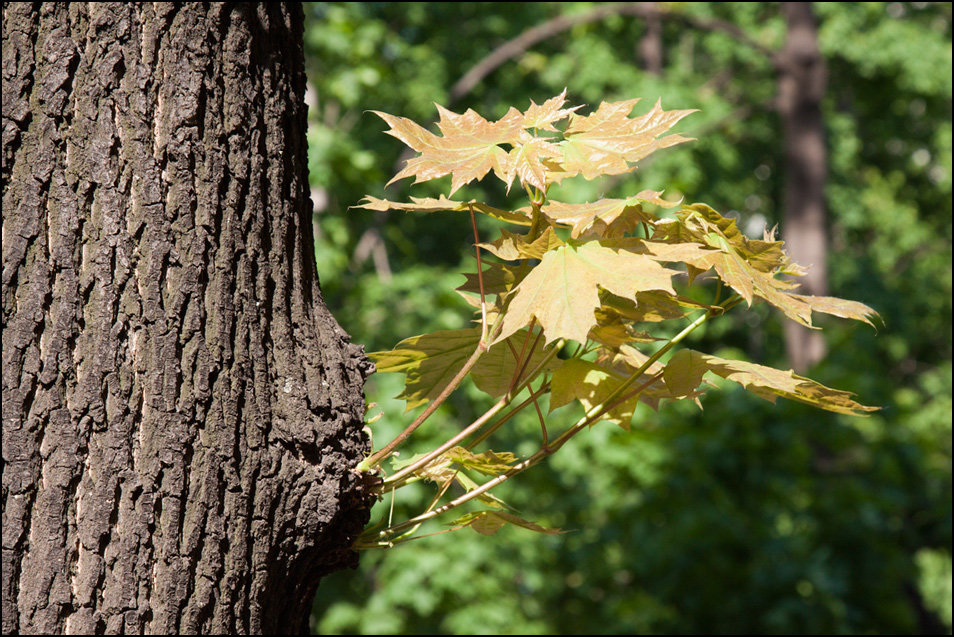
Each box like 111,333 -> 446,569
469,203 -> 489,341
358,321 -> 503,471
449,3 -> 779,105
383,396 -> 509,487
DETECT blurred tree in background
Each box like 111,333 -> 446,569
303,2 -> 951,634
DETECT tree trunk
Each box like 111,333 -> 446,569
2,3 -> 373,634
777,2 -> 829,372
637,2 -> 664,75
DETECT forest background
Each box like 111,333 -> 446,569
301,3 -> 952,634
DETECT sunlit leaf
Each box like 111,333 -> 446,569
353,195 -> 531,225
549,358 -> 645,429
502,134 -> 564,192
541,196 -> 657,239
556,98 -> 697,180
520,89 -> 581,131
494,242 -> 679,345
479,227 -> 565,261
374,106 -> 521,194
792,294 -> 881,327
699,353 -> 879,415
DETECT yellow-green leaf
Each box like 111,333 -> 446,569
699,353 -> 879,415
369,327 -> 555,410
792,294 -> 881,327
451,510 -> 562,536
549,359 -> 644,429
664,349 -> 708,397
353,195 -> 531,225
495,242 -> 680,345
557,98 -> 697,180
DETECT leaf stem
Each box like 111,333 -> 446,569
469,203 -> 489,342
385,334 -> 559,487
383,396 -> 509,487
358,320 -> 504,471
466,380 -> 551,450
365,310 -> 717,542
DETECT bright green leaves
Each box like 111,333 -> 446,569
495,242 -> 679,346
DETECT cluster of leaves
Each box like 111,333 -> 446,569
353,92 -> 878,547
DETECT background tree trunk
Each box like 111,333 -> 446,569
2,3 -> 373,634
637,2 -> 664,76
777,1 -> 829,372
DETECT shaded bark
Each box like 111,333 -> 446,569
2,3 -> 373,634
777,2 -> 829,372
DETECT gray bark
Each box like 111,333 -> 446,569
2,3 -> 373,634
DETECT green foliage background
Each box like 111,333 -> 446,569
303,3 -> 952,634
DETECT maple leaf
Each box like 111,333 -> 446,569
649,205 -> 815,325
556,98 -> 697,180
541,191 -> 678,239
791,294 -> 881,327
369,327 -> 557,410
457,261 -> 533,297
443,447 -> 519,476
596,290 -> 710,325
373,106 -> 521,195
451,510 -> 562,536
519,89 -> 581,131
587,319 -> 659,351
697,352 -> 879,415
663,349 -> 709,397
501,133 -> 564,192
354,195 -> 532,225
549,359 -> 644,429
601,344 -> 703,410
494,241 -> 680,346
478,227 -> 565,261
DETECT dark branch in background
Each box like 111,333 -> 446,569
369,2 -> 783,276
449,2 -> 780,103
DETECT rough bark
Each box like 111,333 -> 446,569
2,3 -> 374,634
777,2 -> 829,372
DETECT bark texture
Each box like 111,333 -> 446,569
777,1 -> 829,372
2,3 -> 374,634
